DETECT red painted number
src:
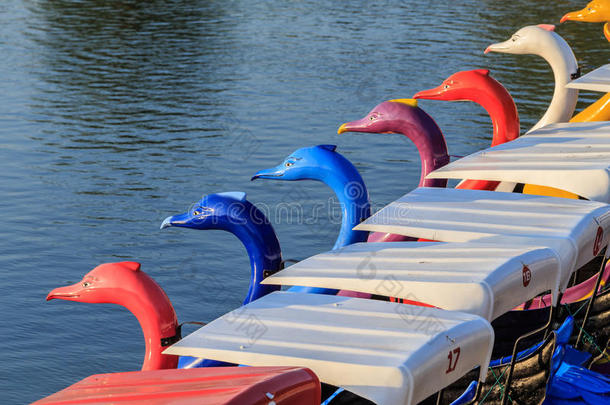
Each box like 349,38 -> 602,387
446,347 -> 461,374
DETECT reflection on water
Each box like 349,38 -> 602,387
28,1 -> 233,156
0,0 -> 606,403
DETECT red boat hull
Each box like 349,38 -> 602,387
33,366 -> 320,405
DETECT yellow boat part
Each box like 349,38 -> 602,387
571,92 -> 610,122
522,184 -> 580,199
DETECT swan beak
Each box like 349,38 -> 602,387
483,40 -> 509,54
338,117 -> 370,133
413,85 -> 444,100
47,283 -> 82,301
251,166 -> 284,181
160,216 -> 173,229
560,12 -> 573,23
560,8 -> 591,23
160,212 -> 190,229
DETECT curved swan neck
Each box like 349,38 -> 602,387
463,85 -> 520,145
120,288 -> 179,370
529,34 -> 579,132
318,164 -> 370,249
229,214 -> 282,304
451,86 -> 513,191
390,119 -> 449,187
365,116 -> 439,241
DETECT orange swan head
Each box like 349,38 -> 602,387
561,0 -> 610,41
561,0 -> 610,23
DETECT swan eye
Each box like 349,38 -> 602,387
443,84 -> 450,89
369,115 -> 378,121
285,161 -> 294,167
82,282 -> 90,288
193,209 -> 201,215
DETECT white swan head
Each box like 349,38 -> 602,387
485,24 -> 559,55
484,24 -> 579,132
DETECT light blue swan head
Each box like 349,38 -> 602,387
252,145 -> 370,253
251,144 -> 340,182
253,145 -> 370,296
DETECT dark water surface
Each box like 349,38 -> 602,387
0,1 -> 606,403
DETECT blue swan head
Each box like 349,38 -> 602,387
161,191 -> 281,305
252,145 -> 370,251
161,192 -> 256,231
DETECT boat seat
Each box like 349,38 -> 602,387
164,291 -> 494,405
425,121 -> 610,203
263,241 -> 561,321
355,187 -> 610,292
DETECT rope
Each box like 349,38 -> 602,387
564,300 -> 588,318
561,299 -> 610,366
563,301 -> 608,358
459,290 -> 609,404
478,364 -> 513,404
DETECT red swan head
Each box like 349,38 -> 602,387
413,69 -> 519,147
47,262 -> 179,370
414,69 -> 493,101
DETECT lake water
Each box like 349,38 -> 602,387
0,1 -> 606,403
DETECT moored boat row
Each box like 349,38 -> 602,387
36,2 -> 610,404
